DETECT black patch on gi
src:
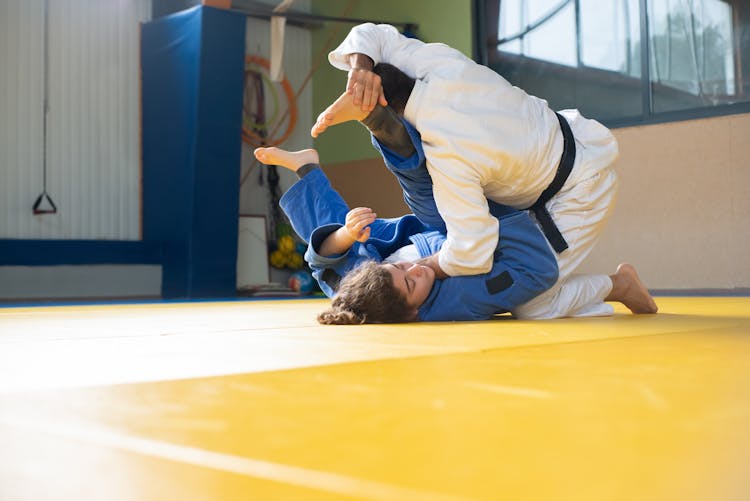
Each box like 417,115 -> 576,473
486,271 -> 513,295
322,269 -> 342,292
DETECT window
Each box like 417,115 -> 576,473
479,0 -> 750,126
497,0 -> 577,66
649,0 -> 739,112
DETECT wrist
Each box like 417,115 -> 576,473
348,53 -> 374,71
338,227 -> 357,245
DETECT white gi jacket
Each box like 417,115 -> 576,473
329,23 -> 619,278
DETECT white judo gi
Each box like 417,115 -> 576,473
329,23 -> 620,318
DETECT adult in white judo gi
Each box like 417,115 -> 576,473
312,23 -> 657,318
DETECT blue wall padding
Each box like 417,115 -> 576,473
0,240 -> 163,266
142,6 -> 246,298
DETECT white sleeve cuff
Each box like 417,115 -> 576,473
438,248 -> 493,277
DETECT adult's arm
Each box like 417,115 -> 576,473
331,24 -> 498,277
331,24 -> 469,109
426,161 -> 499,276
329,23 -> 468,81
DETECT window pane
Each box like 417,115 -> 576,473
648,0 -> 749,113
497,0 -> 576,66
580,0 -> 640,76
493,0 -> 644,121
577,0 -> 643,120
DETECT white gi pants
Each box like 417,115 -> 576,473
513,166 -> 618,319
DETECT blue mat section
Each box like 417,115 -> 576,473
142,6 -> 246,298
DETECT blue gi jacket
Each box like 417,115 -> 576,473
279,167 -> 558,321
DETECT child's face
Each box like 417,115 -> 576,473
384,261 -> 435,309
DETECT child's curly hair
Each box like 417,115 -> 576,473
317,261 -> 416,324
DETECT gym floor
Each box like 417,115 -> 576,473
1,296 -> 749,500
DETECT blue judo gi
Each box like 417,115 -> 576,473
279,118 -> 558,321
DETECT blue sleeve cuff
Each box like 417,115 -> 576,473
369,117 -> 425,171
306,223 -> 349,266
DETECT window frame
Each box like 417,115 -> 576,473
473,0 -> 750,128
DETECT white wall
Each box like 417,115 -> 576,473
0,0 -> 150,240
574,113 -> 750,291
0,1 -> 318,300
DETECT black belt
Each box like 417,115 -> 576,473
527,112 -> 576,253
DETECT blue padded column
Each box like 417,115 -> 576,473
142,6 -> 246,298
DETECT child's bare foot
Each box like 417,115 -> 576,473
253,147 -> 319,172
607,263 -> 658,314
311,92 -> 370,138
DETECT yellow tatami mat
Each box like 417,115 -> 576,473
1,297 -> 749,500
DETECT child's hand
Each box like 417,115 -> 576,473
345,207 -> 376,243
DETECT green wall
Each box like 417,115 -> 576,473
310,0 -> 474,164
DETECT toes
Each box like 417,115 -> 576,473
311,122 -> 327,138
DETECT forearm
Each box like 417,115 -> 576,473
318,227 -> 356,257
348,52 -> 374,71
429,164 -> 499,276
361,105 -> 416,158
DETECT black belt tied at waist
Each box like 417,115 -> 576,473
526,112 -> 576,253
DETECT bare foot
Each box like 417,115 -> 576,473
607,263 -> 658,314
253,147 -> 319,172
310,92 -> 370,138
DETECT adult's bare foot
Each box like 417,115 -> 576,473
607,263 -> 658,314
310,92 -> 370,138
253,147 -> 319,172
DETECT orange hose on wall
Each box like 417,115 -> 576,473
201,0 -> 231,9
242,55 -> 298,148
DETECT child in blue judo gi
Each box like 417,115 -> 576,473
256,146 -> 558,323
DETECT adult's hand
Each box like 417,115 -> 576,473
346,53 -> 388,112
